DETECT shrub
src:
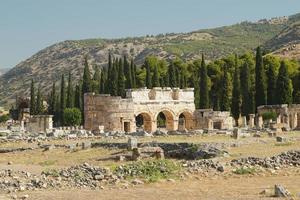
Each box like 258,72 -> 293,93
233,167 -> 256,175
262,111 -> 277,121
114,160 -> 180,182
64,108 -> 82,126
0,114 -> 10,123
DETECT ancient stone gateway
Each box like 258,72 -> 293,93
84,87 -> 196,133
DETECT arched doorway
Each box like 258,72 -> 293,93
156,110 -> 175,131
135,112 -> 153,133
178,111 -> 194,130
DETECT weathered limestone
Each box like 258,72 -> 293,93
194,109 -> 233,130
257,104 -> 300,130
84,88 -> 195,133
27,115 -> 53,133
248,114 -> 255,128
127,137 -> 138,150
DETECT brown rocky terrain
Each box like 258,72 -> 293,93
1,13 -> 300,107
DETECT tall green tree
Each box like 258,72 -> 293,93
118,59 -> 125,97
231,55 -> 241,123
74,83 -> 82,110
145,59 -> 152,88
255,46 -> 267,109
131,59 -> 136,88
66,71 -> 74,108
48,82 -> 56,115
111,63 -> 118,96
92,66 -> 101,93
152,65 -> 160,87
99,68 -> 106,94
30,79 -> 36,115
276,61 -> 293,104
106,53 -> 112,94
240,60 -> 252,117
199,54 -> 209,109
124,56 -> 133,89
60,74 -> 66,125
36,86 -> 43,114
266,61 -> 277,105
220,66 -> 230,111
168,63 -> 177,88
82,56 -> 92,95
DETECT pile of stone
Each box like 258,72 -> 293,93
182,160 -> 225,173
231,150 -> 300,169
0,163 -> 121,192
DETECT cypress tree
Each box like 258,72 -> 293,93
220,66 -> 230,111
92,66 -> 101,93
60,74 -> 66,125
152,65 -> 160,87
267,62 -> 276,105
169,63 -> 177,88
36,86 -> 43,114
82,56 -> 92,94
231,55 -> 241,123
255,46 -> 267,109
240,61 -> 252,117
111,63 -> 118,96
145,59 -> 152,88
199,54 -> 209,109
276,61 -> 293,104
30,79 -> 36,115
66,71 -> 74,108
74,83 -> 82,110
99,68 -> 106,94
118,59 -> 125,97
123,56 -> 132,89
131,59 -> 136,88
48,82 -> 56,115
106,53 -> 112,94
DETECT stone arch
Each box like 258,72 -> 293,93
177,110 -> 194,130
135,112 -> 153,133
154,108 -> 176,131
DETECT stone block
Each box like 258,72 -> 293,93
127,137 -> 138,150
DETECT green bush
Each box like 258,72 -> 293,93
233,167 -> 256,175
64,108 -> 82,126
0,114 -> 9,123
114,160 -> 180,182
262,111 -> 277,121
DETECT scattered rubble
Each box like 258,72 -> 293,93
231,150 -> 300,169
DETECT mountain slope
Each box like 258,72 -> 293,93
0,14 -> 296,107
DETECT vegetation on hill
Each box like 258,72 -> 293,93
24,49 -> 299,126
1,13 -> 300,108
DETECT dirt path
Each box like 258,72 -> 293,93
2,173 -> 298,200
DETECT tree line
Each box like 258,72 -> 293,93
29,46 -> 299,126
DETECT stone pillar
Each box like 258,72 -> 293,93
173,119 -> 179,131
240,116 -> 247,128
256,115 -> 263,129
276,115 -> 281,124
207,119 -> 213,130
248,114 -> 255,128
289,113 -> 297,130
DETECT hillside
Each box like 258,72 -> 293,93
0,14 -> 298,107
264,13 -> 300,59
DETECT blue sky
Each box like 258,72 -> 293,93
0,0 -> 299,68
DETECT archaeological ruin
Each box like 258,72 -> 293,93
84,87 -> 233,133
257,104 -> 300,130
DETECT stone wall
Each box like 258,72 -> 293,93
26,115 -> 53,133
194,109 -> 233,130
84,88 -> 196,133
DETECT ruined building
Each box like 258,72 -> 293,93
257,104 -> 300,130
84,87 -> 233,132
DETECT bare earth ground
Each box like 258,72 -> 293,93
0,132 -> 300,200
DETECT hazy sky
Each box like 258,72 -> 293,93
0,0 -> 299,68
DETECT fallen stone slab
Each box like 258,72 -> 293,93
274,184 -> 291,198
